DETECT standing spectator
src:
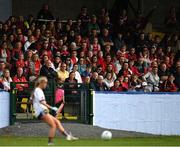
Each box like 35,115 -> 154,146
37,4 -> 54,20
64,71 -> 78,97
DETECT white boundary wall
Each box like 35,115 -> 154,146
0,91 -> 10,128
93,92 -> 180,135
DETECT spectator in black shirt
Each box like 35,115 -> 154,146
40,60 -> 57,80
37,4 -> 54,20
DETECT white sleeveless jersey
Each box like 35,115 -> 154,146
32,87 -> 48,117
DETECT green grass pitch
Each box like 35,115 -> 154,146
0,136 -> 180,146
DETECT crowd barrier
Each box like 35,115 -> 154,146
93,92 -> 180,135
0,90 -> 10,128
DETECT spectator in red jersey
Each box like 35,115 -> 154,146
160,74 -> 177,92
13,67 -> 28,91
127,47 -> 137,61
117,45 -> 128,59
129,60 -> 141,76
40,40 -> 53,60
16,54 -> 25,69
71,50 -> 78,64
118,62 -> 132,77
110,79 -> 123,92
29,53 -> 41,81
97,51 -> 105,71
90,37 -> 101,55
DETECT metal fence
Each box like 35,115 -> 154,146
10,81 -> 93,125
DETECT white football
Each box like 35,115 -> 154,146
101,130 -> 112,140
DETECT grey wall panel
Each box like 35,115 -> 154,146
0,0 -> 12,21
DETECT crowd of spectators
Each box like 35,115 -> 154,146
0,4 -> 180,92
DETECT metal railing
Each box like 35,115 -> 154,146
10,81 -> 93,125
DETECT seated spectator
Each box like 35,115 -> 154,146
0,41 -> 10,63
117,45 -> 128,59
12,41 -> 23,62
142,65 -> 160,92
87,15 -> 100,34
99,28 -> 114,48
118,62 -> 132,77
65,57 -> 73,72
72,64 -> 82,83
13,67 -> 28,91
90,71 -> 98,89
1,69 -> 12,91
57,63 -> 69,83
104,72 -> 114,90
158,62 -> 170,82
129,74 -> 141,91
78,57 -> 86,75
90,37 -> 101,55
29,53 -> 41,81
160,74 -> 177,92
95,75 -> 108,91
40,60 -> 57,81
114,56 -> 125,74
110,79 -> 123,92
127,47 -> 137,61
114,32 -> 125,52
0,61 -> 5,77
54,55 -> 61,70
82,65 -> 92,78
16,54 -> 25,69
24,35 -> 35,52
174,62 -> 180,91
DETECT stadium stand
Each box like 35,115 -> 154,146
0,4 -> 180,93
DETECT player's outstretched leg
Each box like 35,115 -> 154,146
41,114 -> 56,145
50,115 -> 79,141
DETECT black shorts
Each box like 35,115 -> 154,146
37,109 -> 48,120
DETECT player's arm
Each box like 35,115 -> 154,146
40,100 -> 58,111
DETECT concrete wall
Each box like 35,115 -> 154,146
93,92 -> 180,135
129,0 -> 180,25
12,0 -> 108,19
0,0 -> 12,21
